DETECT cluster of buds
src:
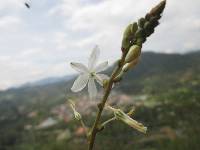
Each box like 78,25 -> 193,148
116,0 -> 166,81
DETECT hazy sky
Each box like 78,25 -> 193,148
0,0 -> 200,90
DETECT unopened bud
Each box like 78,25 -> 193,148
149,0 -> 166,16
122,23 -> 138,51
149,17 -> 159,28
121,38 -> 131,50
125,45 -> 141,63
122,59 -> 139,72
68,100 -> 82,121
135,28 -> 145,39
136,37 -> 146,46
145,28 -> 155,37
114,71 -> 124,82
123,24 -> 132,38
103,79 -> 109,88
138,18 -> 145,28
145,13 -> 151,21
131,22 -> 138,34
144,21 -> 151,30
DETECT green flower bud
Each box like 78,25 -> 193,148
122,38 -> 131,50
125,45 -> 141,63
136,37 -> 146,46
114,71 -> 124,82
122,59 -> 139,72
145,28 -> 154,37
68,100 -> 82,121
123,24 -> 132,39
138,18 -> 145,28
121,24 -> 132,50
103,79 -> 109,88
131,22 -> 138,35
144,21 -> 151,30
135,28 -> 145,39
122,23 -> 138,51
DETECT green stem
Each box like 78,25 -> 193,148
101,117 -> 116,127
88,53 -> 126,150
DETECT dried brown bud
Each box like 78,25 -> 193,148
145,13 -> 151,21
149,0 -> 166,17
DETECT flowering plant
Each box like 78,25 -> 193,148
68,1 -> 166,149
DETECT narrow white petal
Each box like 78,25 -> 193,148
88,78 -> 97,99
94,61 -> 108,73
71,74 -> 89,92
88,45 -> 100,70
70,62 -> 88,73
95,73 -> 110,86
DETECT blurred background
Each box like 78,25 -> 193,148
0,0 -> 200,150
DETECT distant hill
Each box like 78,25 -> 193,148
0,51 -> 199,103
16,75 -> 74,89
118,51 -> 200,93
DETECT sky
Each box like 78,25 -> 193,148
0,0 -> 200,90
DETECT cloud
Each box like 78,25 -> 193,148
50,0 -> 200,53
0,0 -> 200,89
0,0 -> 22,11
0,16 -> 22,29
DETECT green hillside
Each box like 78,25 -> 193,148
0,51 -> 200,150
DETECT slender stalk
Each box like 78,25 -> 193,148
101,117 -> 116,127
88,53 -> 126,150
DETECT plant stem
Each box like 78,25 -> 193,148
101,116 -> 116,127
88,53 -> 126,150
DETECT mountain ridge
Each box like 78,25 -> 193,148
0,50 -> 199,96
1,50 -> 200,92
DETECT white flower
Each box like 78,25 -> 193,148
70,46 -> 109,99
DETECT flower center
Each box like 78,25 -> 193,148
90,72 -> 95,77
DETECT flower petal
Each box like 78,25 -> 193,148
70,62 -> 88,73
71,74 -> 89,92
94,61 -> 108,73
88,78 -> 97,99
95,73 -> 110,86
88,45 -> 100,70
